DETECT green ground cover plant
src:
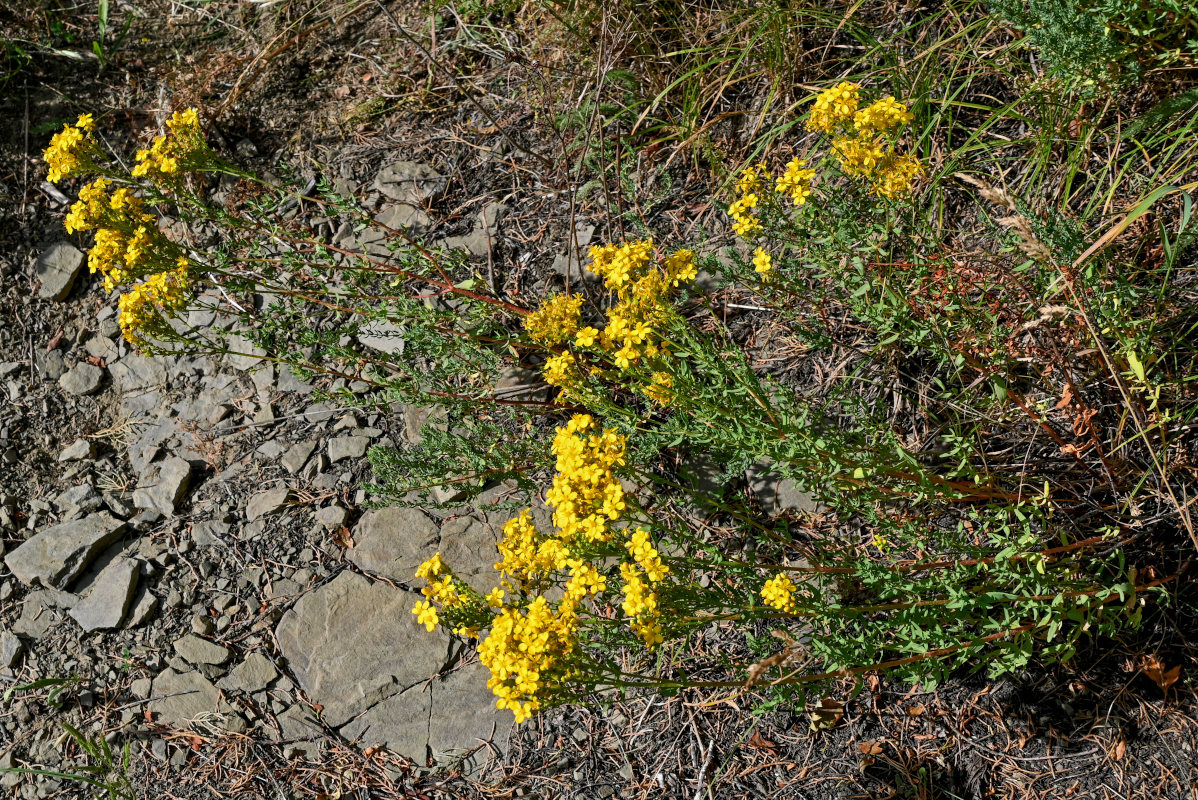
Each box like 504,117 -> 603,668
41,0 -> 1198,727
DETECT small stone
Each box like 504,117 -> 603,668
36,242 -> 86,300
58,438 -> 96,462
217,652 -> 278,694
314,504 -> 349,530
0,632 -> 22,669
281,441 -> 316,474
125,587 -> 158,627
132,457 -> 193,516
58,363 -> 104,396
173,635 -> 231,666
373,161 -> 445,204
246,487 -> 291,521
191,615 -> 214,636
68,557 -> 139,632
327,436 -> 369,463
130,677 -> 152,699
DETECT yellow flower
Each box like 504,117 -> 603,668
870,154 -> 924,199
76,113 -> 95,132
774,158 -> 816,207
807,82 -> 861,134
833,136 -> 888,179
761,573 -> 797,613
753,248 -> 772,276
412,600 -> 440,632
525,293 -> 583,345
853,96 -> 913,135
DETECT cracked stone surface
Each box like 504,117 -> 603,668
346,507 -> 440,582
275,570 -> 451,727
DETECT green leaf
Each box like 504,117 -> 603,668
1127,350 -> 1146,382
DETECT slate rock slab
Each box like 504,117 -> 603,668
428,662 -> 513,774
109,353 -> 167,393
133,456 -> 193,515
346,507 -> 439,583
275,570 -> 449,727
246,487 -> 291,521
437,517 -> 500,594
36,241 -> 85,300
0,632 -> 23,670
374,161 -> 445,204
4,513 -> 126,588
148,668 -> 241,731
746,460 -> 820,515
174,635 -> 231,666
328,435 -> 370,463
217,652 -> 277,694
68,557 -> 138,632
338,685 -> 431,762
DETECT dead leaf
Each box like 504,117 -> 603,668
333,86 -> 351,99
1055,384 -> 1074,410
86,355 -> 105,368
906,704 -> 926,716
858,741 -> 884,755
748,731 -> 778,755
45,329 -> 64,351
809,697 -> 844,731
1140,655 -> 1180,698
1112,738 -> 1127,761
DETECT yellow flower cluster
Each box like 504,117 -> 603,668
761,573 -> 797,613
641,371 -> 673,405
524,293 -> 583,345
411,552 -> 492,637
494,510 -> 570,590
534,241 -> 696,401
774,158 -> 816,207
854,96 -> 914,135
546,415 -> 627,543
478,596 -> 579,723
806,83 -> 923,199
132,109 -> 205,180
412,413 -> 676,718
43,114 -> 99,183
728,164 -> 769,237
806,82 -> 861,134
117,259 -> 192,347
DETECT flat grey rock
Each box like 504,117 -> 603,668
109,353 -> 167,393
346,507 -> 439,583
339,685 -> 431,761
374,161 -> 444,205
374,203 -> 431,234
217,652 -> 277,693
746,461 -> 819,516
327,435 -> 370,463
36,242 -> 86,300
357,319 -> 405,355
246,487 -> 291,521
58,363 -> 104,396
275,570 -> 450,727
437,517 -> 500,594
428,662 -> 513,774
58,439 -> 96,462
68,557 -> 138,632
315,504 -> 349,530
0,632 -> 22,669
281,441 -> 317,475
133,457 -> 192,515
148,669 -> 241,731
173,635 -> 231,665
4,513 -> 126,588
442,202 -> 506,257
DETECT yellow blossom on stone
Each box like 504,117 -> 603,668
412,600 -> 440,632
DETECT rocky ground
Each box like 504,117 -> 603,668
2,156 -> 551,796
4,3 -> 1198,799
